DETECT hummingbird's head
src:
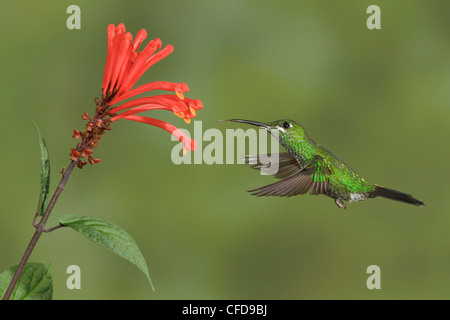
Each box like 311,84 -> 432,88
219,119 -> 309,145
265,119 -> 309,144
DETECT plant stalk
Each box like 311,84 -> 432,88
2,160 -> 76,300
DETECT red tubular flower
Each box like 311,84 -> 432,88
71,23 -> 202,167
102,23 -> 202,147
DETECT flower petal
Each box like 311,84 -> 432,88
132,29 -> 147,51
119,44 -> 173,95
110,81 -> 189,105
110,104 -> 173,120
102,24 -> 118,94
119,115 -> 196,151
109,32 -> 133,92
111,94 -> 196,114
116,39 -> 162,96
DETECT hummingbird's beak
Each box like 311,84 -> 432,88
217,119 -> 269,129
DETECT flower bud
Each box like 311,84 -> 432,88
72,130 -> 81,139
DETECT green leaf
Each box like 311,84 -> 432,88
59,214 -> 154,290
34,123 -> 51,216
0,263 -> 53,300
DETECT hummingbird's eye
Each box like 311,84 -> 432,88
282,121 -> 290,129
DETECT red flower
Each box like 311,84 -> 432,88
103,23 -> 202,149
71,23 -> 202,167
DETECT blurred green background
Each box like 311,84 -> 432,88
0,1 -> 449,300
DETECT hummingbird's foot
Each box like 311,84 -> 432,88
335,198 -> 346,210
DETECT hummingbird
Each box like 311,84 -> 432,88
221,119 -> 424,209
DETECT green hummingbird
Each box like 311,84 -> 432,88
222,119 -> 424,209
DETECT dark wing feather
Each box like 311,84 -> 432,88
249,170 -> 314,197
246,153 -> 331,197
245,153 -> 303,179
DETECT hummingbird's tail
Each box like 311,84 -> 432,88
371,185 -> 425,207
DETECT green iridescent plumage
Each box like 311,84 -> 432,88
224,119 -> 424,209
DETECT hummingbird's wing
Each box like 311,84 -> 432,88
246,153 -> 331,197
244,153 -> 303,179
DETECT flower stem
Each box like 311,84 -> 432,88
2,160 -> 77,300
